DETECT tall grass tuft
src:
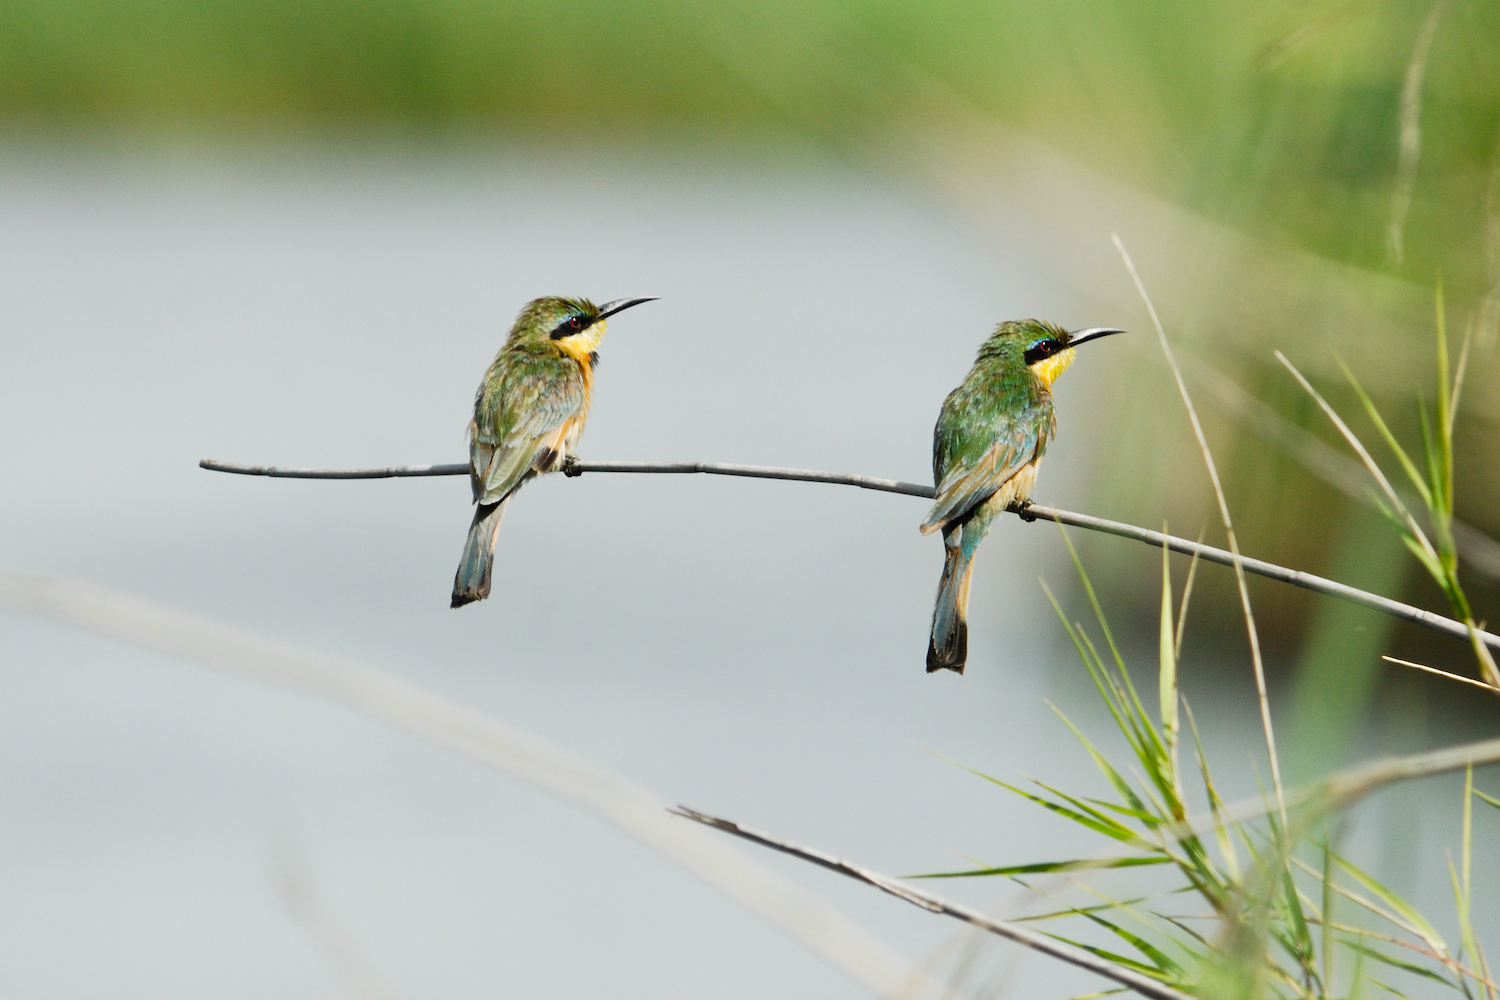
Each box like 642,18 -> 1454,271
919,528 -> 1495,998
1278,288 -> 1499,689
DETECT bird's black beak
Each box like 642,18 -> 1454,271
596,297 -> 658,321
1067,327 -> 1125,348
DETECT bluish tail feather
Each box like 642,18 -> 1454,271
451,499 -> 508,608
927,532 -> 974,673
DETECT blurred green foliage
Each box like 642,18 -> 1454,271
2,0 -> 1497,299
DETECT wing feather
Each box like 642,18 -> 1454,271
920,377 -> 1053,534
469,348 -> 586,504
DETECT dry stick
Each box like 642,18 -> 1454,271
1111,234 -> 1286,822
670,807 -> 1196,1000
0,574 -> 950,1000
197,458 -> 1500,654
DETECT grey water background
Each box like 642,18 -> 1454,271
0,145 -> 1477,998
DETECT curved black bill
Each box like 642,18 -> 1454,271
596,297 -> 658,321
1067,326 -> 1126,348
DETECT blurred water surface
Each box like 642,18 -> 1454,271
0,145 -> 1489,999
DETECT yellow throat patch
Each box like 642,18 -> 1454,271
1030,347 -> 1077,389
554,318 -> 607,371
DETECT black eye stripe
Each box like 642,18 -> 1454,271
551,313 -> 595,339
1024,339 -> 1062,366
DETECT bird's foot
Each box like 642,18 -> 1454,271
1014,499 -> 1038,522
562,455 -> 583,478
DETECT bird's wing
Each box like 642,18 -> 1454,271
920,382 -> 1053,534
469,351 -> 586,504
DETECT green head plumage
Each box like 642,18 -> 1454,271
507,296 -> 656,345
978,318 -> 1125,386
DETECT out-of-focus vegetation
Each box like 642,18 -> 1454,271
2,1 -> 1495,305
3,0 -> 1497,759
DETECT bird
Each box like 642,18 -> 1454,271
451,295 -> 655,608
920,319 -> 1123,673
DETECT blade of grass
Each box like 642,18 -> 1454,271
1054,524 -> 1171,768
1279,863 -> 1318,992
1322,836 -> 1336,993
1183,699 -> 1240,880
1274,353 -> 1434,560
1347,943 -> 1462,988
1174,540 -> 1203,661
1332,856 -> 1449,958
1338,357 -> 1436,518
1116,233 -> 1284,823
912,856 -> 1172,878
1159,538 -> 1181,790
1381,655 -> 1500,694
1047,703 -> 1155,820
1449,318 -> 1472,436
1455,768 -> 1481,992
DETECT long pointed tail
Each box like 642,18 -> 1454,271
450,498 -> 510,608
927,529 -> 976,673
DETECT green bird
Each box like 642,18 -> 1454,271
921,320 -> 1123,673
451,295 -> 655,608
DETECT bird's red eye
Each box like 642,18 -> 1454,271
569,316 -> 581,329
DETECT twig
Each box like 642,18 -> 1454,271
0,574 -> 952,1000
670,807 -> 1196,1000
200,457 -> 935,495
197,458 -> 1500,653
200,459 -> 470,480
1112,233 -> 1284,821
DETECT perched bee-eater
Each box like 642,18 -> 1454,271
921,320 -> 1123,673
451,295 -> 655,608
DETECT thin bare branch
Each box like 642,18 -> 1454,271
670,807 -> 1195,1000
200,459 -> 470,480
0,574 -> 952,1000
200,457 -> 935,495
196,458 -> 1500,653
1111,233 -> 1284,822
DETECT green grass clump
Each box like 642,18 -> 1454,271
918,295 -> 1498,998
